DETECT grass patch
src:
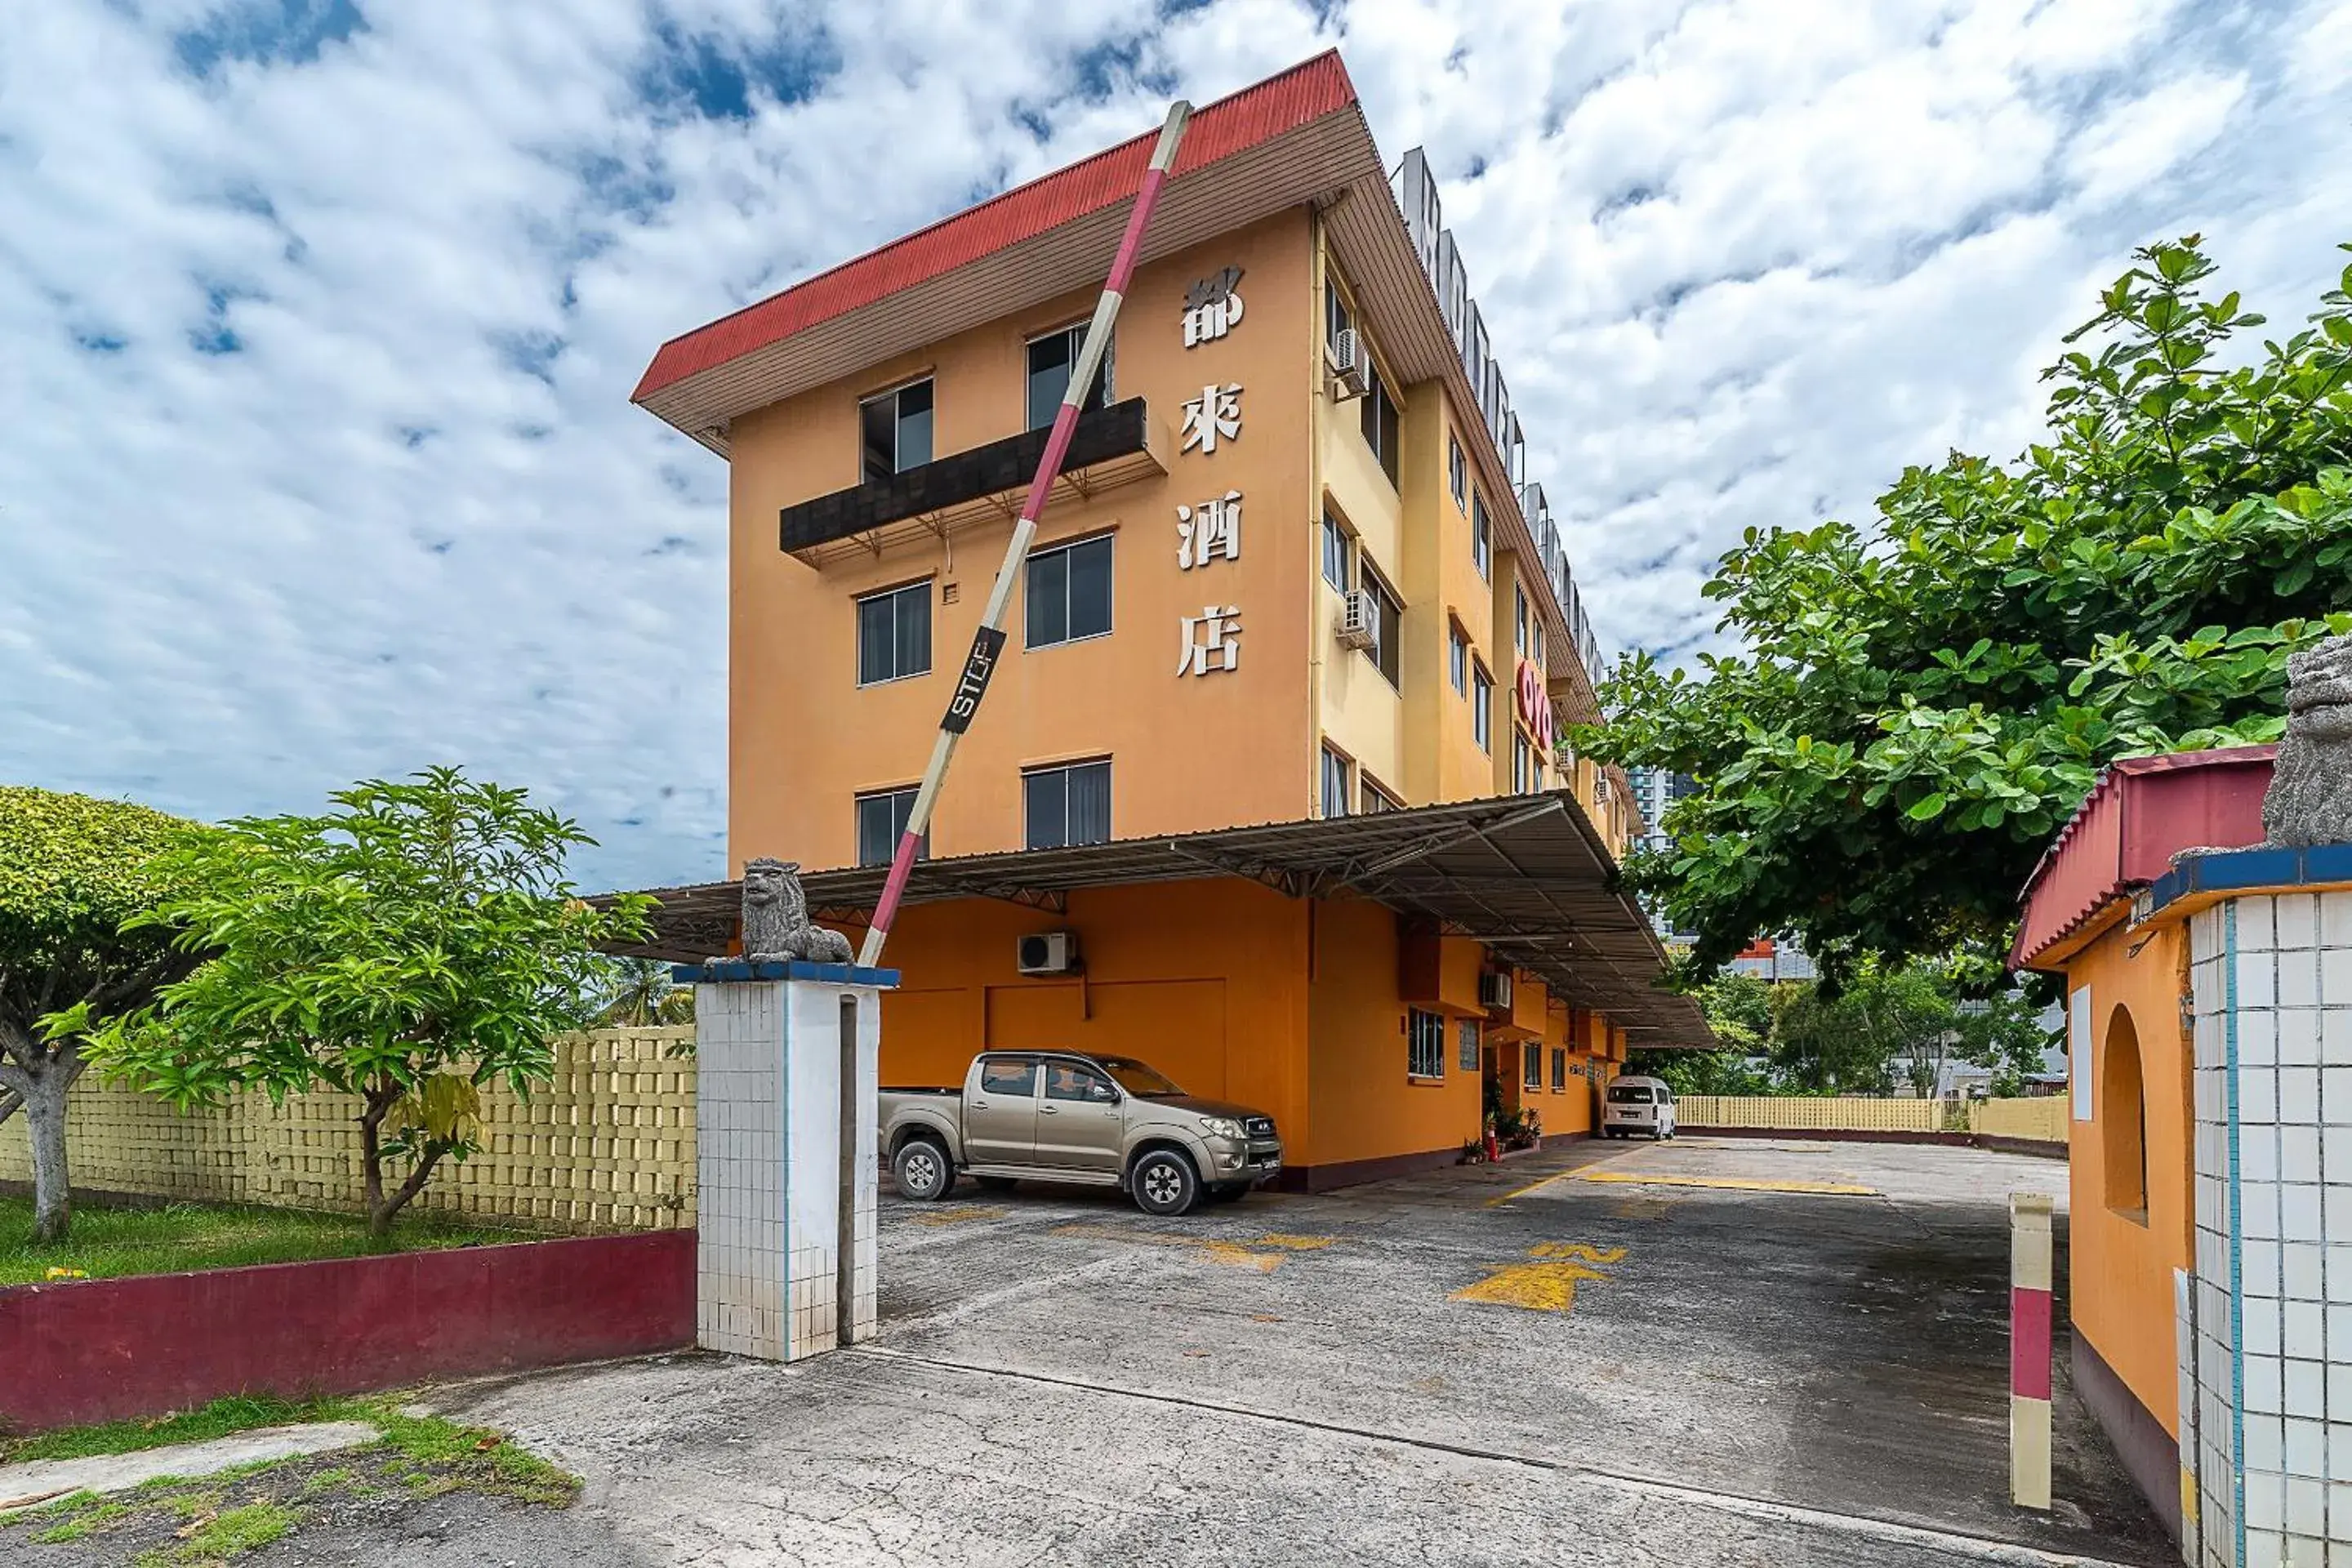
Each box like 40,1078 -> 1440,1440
0,1196 -> 536,1288
2,1395 -> 324,1465
30,1498 -> 131,1544
131,1500 -> 296,1566
4,1394 -> 577,1560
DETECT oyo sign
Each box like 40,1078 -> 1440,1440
1515,661 -> 1553,754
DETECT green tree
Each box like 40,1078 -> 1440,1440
0,788 -> 206,1241
91,768 -> 655,1236
594,956 -> 695,1027
1629,973 -> 1776,1094
1580,238 -> 2352,978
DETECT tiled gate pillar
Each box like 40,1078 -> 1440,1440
2160,848 -> 2352,1566
680,960 -> 894,1362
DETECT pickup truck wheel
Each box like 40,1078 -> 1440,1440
893,1138 -> 955,1201
1130,1151 -> 1200,1218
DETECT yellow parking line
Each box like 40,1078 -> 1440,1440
1574,1171 -> 1878,1196
1486,1172 -> 1569,1207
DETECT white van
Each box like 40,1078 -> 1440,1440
1601,1076 -> 1677,1140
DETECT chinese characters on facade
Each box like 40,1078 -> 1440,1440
1182,266 -> 1244,347
1175,270 -> 1247,679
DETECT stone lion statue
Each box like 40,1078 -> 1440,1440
732,858 -> 854,965
2264,630 -> 2352,848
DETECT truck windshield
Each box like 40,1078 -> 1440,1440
1606,1085 -> 1654,1104
1094,1057 -> 1184,1098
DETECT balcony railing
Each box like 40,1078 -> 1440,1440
777,397 -> 1162,568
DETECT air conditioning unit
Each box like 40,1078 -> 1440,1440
1328,329 -> 1371,399
1479,970 -> 1514,1010
1016,930 -> 1080,976
1334,589 -> 1378,650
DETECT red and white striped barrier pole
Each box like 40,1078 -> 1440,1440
856,99 -> 1193,971
2011,1191 -> 2055,1510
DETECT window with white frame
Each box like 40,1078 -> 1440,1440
1321,508 -> 1355,591
1409,1009 -> 1446,1079
1362,566 -> 1403,689
1449,622 -> 1469,696
1456,1018 -> 1481,1073
1023,760 -> 1111,849
854,787 -> 929,868
1026,534 -> 1114,648
856,581 -> 932,686
859,378 -> 933,483
1472,492 -> 1491,581
1026,323 -> 1111,433
1472,664 -> 1493,752
1320,745 -> 1353,820
1448,435 -> 1467,510
1523,1042 -> 1543,1089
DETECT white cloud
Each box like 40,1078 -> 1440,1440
1,0 -> 2345,888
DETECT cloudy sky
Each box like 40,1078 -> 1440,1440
6,0 -> 2347,890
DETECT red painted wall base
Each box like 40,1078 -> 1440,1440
0,1230 -> 696,1434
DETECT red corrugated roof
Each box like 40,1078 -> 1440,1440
632,51 -> 1359,405
2010,745 -> 2275,969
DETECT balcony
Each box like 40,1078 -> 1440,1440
778,397 -> 1165,568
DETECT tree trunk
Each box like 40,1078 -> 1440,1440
0,1042 -> 84,1244
358,1077 -> 397,1236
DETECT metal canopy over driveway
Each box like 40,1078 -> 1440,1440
604,791 -> 1712,1050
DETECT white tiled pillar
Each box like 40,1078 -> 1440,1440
2180,888 -> 2352,1567
690,965 -> 884,1361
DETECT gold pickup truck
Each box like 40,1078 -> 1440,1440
880,1051 -> 1283,1217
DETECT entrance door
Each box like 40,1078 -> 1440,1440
965,1054 -> 1040,1166
1036,1057 -> 1125,1174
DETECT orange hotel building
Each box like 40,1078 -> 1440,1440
620,52 -> 1711,1187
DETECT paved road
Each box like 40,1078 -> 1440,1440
392,1135 -> 2171,1568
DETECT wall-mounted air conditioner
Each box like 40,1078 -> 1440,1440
1017,931 -> 1081,976
1479,970 -> 1514,1010
1335,589 -> 1378,650
1328,329 -> 1371,399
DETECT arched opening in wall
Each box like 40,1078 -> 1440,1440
2102,1005 -> 2149,1223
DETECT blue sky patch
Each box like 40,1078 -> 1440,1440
174,0 -> 367,78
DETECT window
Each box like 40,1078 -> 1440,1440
1408,1009 -> 1445,1080
1361,776 -> 1401,813
854,787 -> 929,869
1448,435 -> 1468,510
1449,624 -> 1469,696
1026,323 -> 1111,433
856,581 -> 931,685
2103,1007 -> 2149,1221
1515,587 -> 1530,657
1472,492 -> 1492,581
860,378 -> 933,483
979,1056 -> 1038,1097
1026,534 -> 1114,648
1552,1048 -> 1567,1091
1321,509 -> 1355,590
1325,276 -> 1352,356
1524,1044 -> 1544,1089
1472,665 -> 1493,752
1456,1018 -> 1481,1073
1363,568 -> 1403,688
1044,1060 -> 1117,1103
1514,732 -> 1537,794
1532,620 -> 1546,668
1023,760 -> 1111,849
1321,745 -> 1352,820
1360,360 -> 1401,488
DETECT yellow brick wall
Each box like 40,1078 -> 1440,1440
0,1026 -> 698,1232
1677,1094 -> 2069,1141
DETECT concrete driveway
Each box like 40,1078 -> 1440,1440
416,1135 -> 2172,1568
